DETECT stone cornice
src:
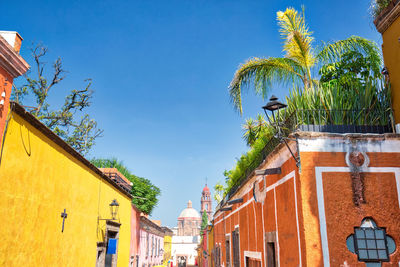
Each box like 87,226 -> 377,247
374,0 -> 400,33
0,35 -> 29,78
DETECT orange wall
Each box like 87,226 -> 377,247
212,137 -> 400,266
300,150 -> 400,266
214,155 -> 301,267
0,66 -> 13,143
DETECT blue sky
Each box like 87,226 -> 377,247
2,0 -> 381,227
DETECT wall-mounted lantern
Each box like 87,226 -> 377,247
262,95 -> 300,168
110,199 -> 119,220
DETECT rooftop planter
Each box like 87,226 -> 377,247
217,104 -> 394,209
373,0 -> 400,33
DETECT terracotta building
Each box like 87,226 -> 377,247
0,31 -> 29,142
212,131 -> 400,266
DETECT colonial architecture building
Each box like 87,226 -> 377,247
200,184 -> 213,222
177,200 -> 201,236
171,198 -> 204,267
138,216 -> 166,267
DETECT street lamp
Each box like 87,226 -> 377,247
262,95 -> 287,139
262,95 -> 300,168
110,199 -> 119,220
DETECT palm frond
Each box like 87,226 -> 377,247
229,57 -> 304,114
277,7 -> 315,69
316,36 -> 382,76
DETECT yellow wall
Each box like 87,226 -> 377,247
0,112 -> 132,266
207,227 -> 214,267
163,235 -> 172,265
382,15 -> 400,124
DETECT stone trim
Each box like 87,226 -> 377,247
374,0 -> 400,33
0,35 -> 29,78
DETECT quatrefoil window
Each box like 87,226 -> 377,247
347,218 -> 396,266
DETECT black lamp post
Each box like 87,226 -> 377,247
262,95 -> 300,168
262,95 -> 287,139
110,199 -> 119,220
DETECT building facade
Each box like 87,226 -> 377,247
374,0 -> 400,131
211,133 -> 400,266
177,200 -> 201,236
0,102 -> 133,266
0,31 -> 29,143
139,216 -> 165,267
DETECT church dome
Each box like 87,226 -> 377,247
178,200 -> 201,218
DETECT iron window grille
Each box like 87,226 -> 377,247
353,227 -> 389,262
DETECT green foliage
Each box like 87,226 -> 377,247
12,44 -> 102,155
229,7 -> 381,115
370,0 -> 392,17
242,114 -> 267,147
223,79 -> 391,197
223,126 -> 274,196
200,210 -> 208,236
91,157 -> 161,215
213,182 -> 225,202
319,50 -> 381,90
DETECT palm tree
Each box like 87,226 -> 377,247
242,114 -> 268,147
229,7 -> 382,114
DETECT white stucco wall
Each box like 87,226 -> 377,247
171,236 -> 200,266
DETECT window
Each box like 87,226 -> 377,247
266,242 -> 276,267
232,228 -> 240,267
214,245 -> 221,267
146,234 -> 149,257
226,237 -> 231,267
346,218 -> 396,263
354,228 -> 389,261
151,236 -> 154,256
246,257 -> 261,267
265,231 -> 277,267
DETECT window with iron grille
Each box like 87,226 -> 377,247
232,228 -> 240,267
354,227 -> 389,261
225,237 -> 231,267
346,218 -> 396,264
214,245 -> 221,267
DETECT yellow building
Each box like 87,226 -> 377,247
374,1 -> 400,130
162,227 -> 173,266
0,102 -> 132,266
207,224 -> 214,267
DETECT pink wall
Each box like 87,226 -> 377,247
138,229 -> 164,266
130,204 -> 141,266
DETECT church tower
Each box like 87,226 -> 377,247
200,184 -> 212,221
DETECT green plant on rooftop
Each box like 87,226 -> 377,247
242,114 -> 267,147
370,0 -> 392,18
229,7 -> 381,115
219,6 -> 388,199
213,182 -> 225,202
91,157 -> 161,215
224,78 -> 391,197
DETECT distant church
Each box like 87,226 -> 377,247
200,184 -> 212,222
173,184 -> 213,236
171,184 -> 213,266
